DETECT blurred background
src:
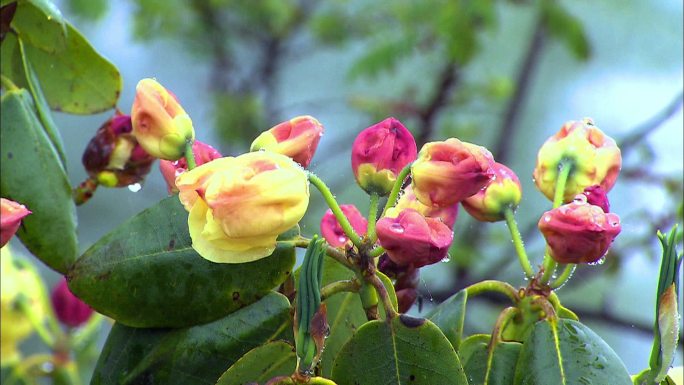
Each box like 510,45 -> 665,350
7,0 -> 682,380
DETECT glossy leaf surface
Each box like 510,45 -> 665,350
0,89 -> 77,273
91,292 -> 292,385
68,196 -> 296,328
332,316 -> 468,385
215,341 -> 296,385
513,319 -> 632,385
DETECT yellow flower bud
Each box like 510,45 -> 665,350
533,118 -> 621,202
131,78 -> 195,160
176,152 -> 309,263
1,246 -> 46,366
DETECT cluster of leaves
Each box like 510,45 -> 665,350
1,0 -> 120,273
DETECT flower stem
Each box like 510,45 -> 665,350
320,279 -> 361,301
366,193 -> 380,243
540,161 -> 573,283
366,273 -> 398,319
308,173 -> 363,247
465,280 -> 519,303
550,264 -> 576,289
368,246 -> 385,258
17,299 -> 54,347
380,163 -> 412,218
184,139 -> 196,170
504,207 -> 534,279
280,237 -> 355,271
1,74 -> 19,91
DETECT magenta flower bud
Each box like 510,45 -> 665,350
462,162 -> 522,222
0,198 -> 31,247
411,138 -> 495,207
82,113 -> 155,188
320,204 -> 368,248
50,278 -> 93,328
250,115 -> 324,168
351,117 -> 417,195
538,194 -> 621,264
581,185 -> 610,213
376,208 -> 453,268
387,184 -> 459,228
159,140 -> 222,194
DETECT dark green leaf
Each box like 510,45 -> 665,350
317,258 -> 397,378
513,319 -> 632,385
68,196 -> 296,328
1,32 -> 28,88
427,289 -> 467,350
332,316 -> 469,385
23,21 -> 121,114
10,0 -> 66,53
91,292 -> 293,385
0,89 -> 77,273
216,341 -> 296,385
462,336 -> 522,385
18,36 -> 67,167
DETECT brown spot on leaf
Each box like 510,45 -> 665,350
399,314 -> 425,328
167,239 -> 175,250
232,291 -> 240,301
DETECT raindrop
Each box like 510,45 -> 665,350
543,215 -> 552,223
588,256 -> 606,266
337,236 -> 348,244
41,361 -> 55,373
389,223 -> 405,234
128,183 -> 142,192
441,253 -> 451,263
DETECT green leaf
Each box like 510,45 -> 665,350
462,336 -> 522,385
10,1 -> 66,53
0,89 -> 77,273
90,292 -> 293,385
332,316 -> 469,385
348,37 -> 417,80
23,21 -> 121,114
459,334 -> 490,364
18,36 -> 67,167
216,341 -> 296,385
317,258 -> 397,378
427,289 -> 467,350
67,196 -> 296,328
513,319 -> 632,385
1,32 -> 28,89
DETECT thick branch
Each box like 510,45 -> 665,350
492,16 -> 546,163
416,60 -> 460,147
619,91 -> 683,153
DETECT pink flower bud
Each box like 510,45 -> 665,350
50,278 -> 93,328
462,162 -> 522,222
320,204 -> 368,247
250,116 -> 324,168
411,138 -> 495,207
538,194 -> 621,264
581,185 -> 610,213
533,118 -> 621,202
159,140 -> 222,193
351,117 -> 417,195
386,184 -> 459,228
82,113 -> 155,188
376,208 -> 453,268
0,198 -> 31,247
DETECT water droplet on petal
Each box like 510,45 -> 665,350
389,223 -> 405,234
128,183 -> 142,192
